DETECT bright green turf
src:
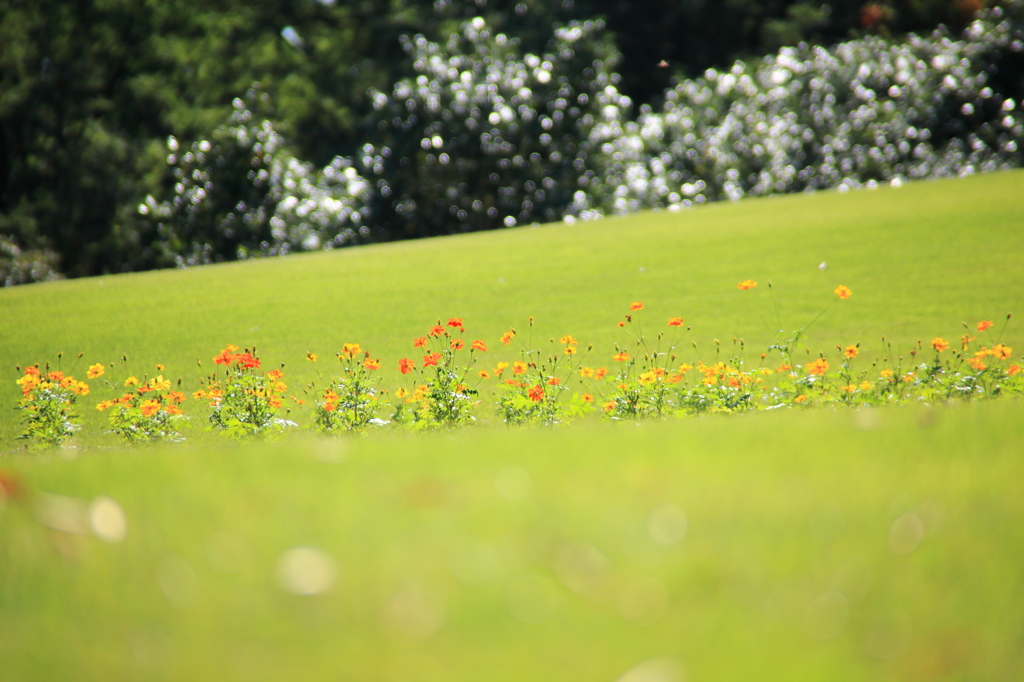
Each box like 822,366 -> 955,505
2,403 -> 1024,681
2,171 -> 1024,680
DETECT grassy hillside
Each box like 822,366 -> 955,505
2,170 -> 1024,442
2,172 -> 1024,681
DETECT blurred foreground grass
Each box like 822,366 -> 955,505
3,401 -> 1023,681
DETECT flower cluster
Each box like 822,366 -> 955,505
96,363 -> 188,443
12,283 -> 1021,447
15,358 -> 90,447
197,345 -> 295,438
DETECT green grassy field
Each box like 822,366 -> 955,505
2,171 -> 1024,680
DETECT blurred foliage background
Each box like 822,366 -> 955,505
2,0 -> 1022,284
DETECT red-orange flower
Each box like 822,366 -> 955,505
513,361 -> 527,375
399,357 -> 415,374
140,399 -> 161,417
501,329 -> 516,345
472,339 -> 488,352
428,325 -> 445,337
527,385 -> 545,402
843,345 -> 858,359
447,317 -> 464,329
978,320 -> 994,332
613,351 -> 631,362
413,337 -> 428,348
834,285 -> 852,299
931,337 -> 950,352
423,352 -> 441,367
630,302 -> 644,311
595,367 -> 608,380
581,393 -> 594,403
546,377 -> 560,386
451,339 -> 465,351
364,358 -> 381,371
668,317 -> 684,327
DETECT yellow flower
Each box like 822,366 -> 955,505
737,279 -> 757,291
879,369 -> 894,379
87,363 -> 105,379
638,370 -> 657,385
992,343 -> 1013,360
156,364 -> 165,371
559,335 -> 578,346
834,285 -> 852,299
125,376 -> 138,387
580,366 -> 594,378
859,381 -> 873,391
395,388 -> 409,399
843,346 -> 858,359
306,352 -> 318,362
842,384 -> 856,393
150,375 -> 172,391
494,362 -> 509,375
478,370 -> 490,378
564,346 -> 577,355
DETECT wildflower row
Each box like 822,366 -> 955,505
13,284 -> 1022,446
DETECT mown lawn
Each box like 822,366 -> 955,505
1,171 -> 1024,680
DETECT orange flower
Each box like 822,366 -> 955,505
23,366 -> 40,376
513,361 -> 527,375
364,358 -> 381,371
1009,364 -> 1022,376
612,351 -> 631,362
494,362 -> 509,375
48,370 -> 65,382
902,373 -> 915,383
323,402 -> 337,412
834,285 -> 852,299
87,363 -> 105,379
737,280 -> 757,291
546,377 -> 560,386
968,357 -> 987,371
807,358 -> 829,376
595,367 -> 608,380
668,317 -> 684,327
527,385 -> 545,402
428,325 -> 445,337
167,391 -> 187,404
992,343 -> 1013,360
777,363 -> 792,372
603,401 -> 615,412
843,346 -> 858,359
323,390 -> 339,402
413,337 -> 428,348
931,337 -> 950,352
398,357 -> 415,374
501,330 -> 516,345
794,395 -> 807,403
842,384 -> 856,393
580,367 -> 594,378
423,352 -> 441,367
504,379 -> 522,387
859,381 -> 873,391
582,393 -> 594,403
451,339 -> 465,351
164,405 -> 183,416
617,321 -> 626,328
140,399 -> 161,417
447,317 -> 464,329
978,320 -> 994,332
472,339 -> 488,352
267,369 -> 285,381
478,370 -> 490,378
156,364 -> 165,372
564,346 -> 577,355
630,302 -> 644,311
560,335 -> 578,346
